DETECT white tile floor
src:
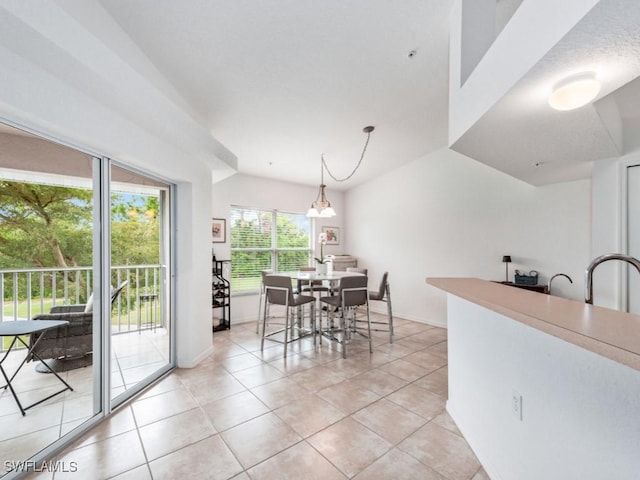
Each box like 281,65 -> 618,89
0,328 -> 169,478
17,314 -> 489,479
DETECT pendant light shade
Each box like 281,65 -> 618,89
306,183 -> 335,218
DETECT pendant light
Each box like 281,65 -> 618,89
306,126 -> 375,218
306,157 -> 335,217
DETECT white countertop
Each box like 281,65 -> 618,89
426,277 -> 640,372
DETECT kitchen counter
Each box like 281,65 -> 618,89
426,277 -> 640,480
427,277 -> 640,371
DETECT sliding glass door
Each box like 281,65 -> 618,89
109,164 -> 173,405
0,123 -> 100,474
0,121 -> 174,476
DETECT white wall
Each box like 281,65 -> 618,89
345,147 -> 591,326
211,173 -> 345,324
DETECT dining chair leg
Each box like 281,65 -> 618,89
386,283 -> 394,344
256,288 -> 263,334
366,301 -> 373,354
283,308 -> 290,358
311,303 -> 316,346
327,309 -> 337,346
260,295 -> 268,352
340,308 -> 347,359
387,301 -> 394,344
317,302 -> 322,346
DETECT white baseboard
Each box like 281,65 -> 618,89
177,345 -> 213,369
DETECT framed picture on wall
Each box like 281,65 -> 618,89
212,218 -> 226,243
322,226 -> 340,245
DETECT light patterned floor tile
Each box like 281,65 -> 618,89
138,407 -> 216,460
353,447 -> 447,480
289,364 -> 346,392
316,380 -> 381,415
378,358 -> 435,382
14,319 -> 493,480
398,422 -> 481,480
250,377 -> 305,409
352,398 -> 428,445
149,434 -> 243,480
131,387 -> 198,426
233,363 -> 286,388
349,368 -> 408,396
273,391 -> 345,438
247,441 -> 347,480
220,412 -> 301,468
54,430 -> 146,480
413,365 -> 448,398
307,417 -> 392,478
201,390 -> 270,432
386,384 -> 446,420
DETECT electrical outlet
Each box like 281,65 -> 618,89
512,389 -> 523,421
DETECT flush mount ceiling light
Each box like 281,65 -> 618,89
548,72 -> 601,111
306,126 -> 375,218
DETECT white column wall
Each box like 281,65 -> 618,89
345,148 -> 591,326
174,178 -> 217,367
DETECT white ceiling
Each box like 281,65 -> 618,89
5,1 -> 636,190
97,0 -> 454,190
450,0 -> 640,185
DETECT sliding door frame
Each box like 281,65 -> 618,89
0,117 -> 176,478
109,159 -> 176,409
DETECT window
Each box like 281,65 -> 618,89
230,206 -> 311,293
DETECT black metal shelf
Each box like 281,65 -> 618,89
212,259 -> 231,332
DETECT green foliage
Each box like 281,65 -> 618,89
111,193 -> 159,265
230,212 -> 271,248
276,214 -> 309,248
0,183 -> 160,304
230,210 -> 311,291
0,181 -> 93,268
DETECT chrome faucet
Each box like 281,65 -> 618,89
584,253 -> 640,304
548,273 -> 573,295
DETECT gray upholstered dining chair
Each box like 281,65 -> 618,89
319,275 -> 371,358
260,275 -> 316,358
368,271 -> 394,343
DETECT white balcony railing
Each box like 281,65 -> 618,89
0,265 -> 163,350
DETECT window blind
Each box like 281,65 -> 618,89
230,206 -> 311,293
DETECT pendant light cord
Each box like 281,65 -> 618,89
321,128 -> 373,183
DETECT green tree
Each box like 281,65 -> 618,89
0,181 -> 92,268
111,193 -> 160,266
276,214 -> 309,248
230,210 -> 310,291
